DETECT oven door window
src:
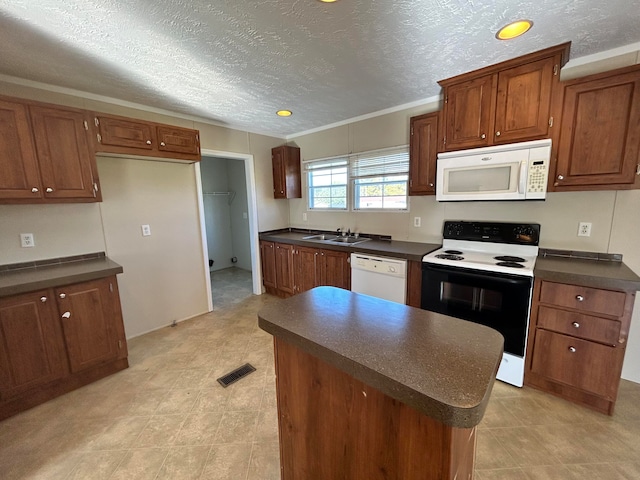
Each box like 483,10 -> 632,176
421,265 -> 533,357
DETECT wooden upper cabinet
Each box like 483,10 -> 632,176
553,65 -> 640,190
29,105 -> 98,200
409,112 -> 439,195
0,98 -> 42,200
94,113 -> 201,162
272,145 -> 301,199
439,43 -> 569,152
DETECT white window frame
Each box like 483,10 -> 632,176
304,156 -> 349,211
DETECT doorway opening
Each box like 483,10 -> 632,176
195,150 -> 262,312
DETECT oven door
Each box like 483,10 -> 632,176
421,263 -> 533,357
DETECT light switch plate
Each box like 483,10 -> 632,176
413,217 -> 421,227
141,224 -> 151,236
20,233 -> 35,248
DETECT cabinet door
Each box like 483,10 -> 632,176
95,115 -> 154,152
294,247 -> 320,293
272,146 -> 301,199
260,241 -> 277,289
157,126 -> 200,157
409,112 -> 439,195
0,291 -> 67,399
56,278 -> 119,373
443,75 -> 495,151
319,249 -> 350,290
555,67 -> 640,188
494,57 -> 555,144
29,106 -> 97,199
0,99 -> 42,200
272,147 -> 287,199
275,243 -> 295,294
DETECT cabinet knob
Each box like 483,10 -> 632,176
59,293 -> 66,299
61,311 -> 71,319
576,295 -> 584,302
568,346 -> 576,353
429,183 -> 434,188
572,322 -> 580,328
40,296 -> 47,303
557,175 -> 564,180
280,190 -> 284,194
481,134 -> 486,139
160,142 -> 166,147
146,140 -> 152,145
32,187 -> 39,193
46,187 -> 54,193
495,131 -> 501,137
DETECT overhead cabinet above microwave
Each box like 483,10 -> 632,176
438,43 -> 570,152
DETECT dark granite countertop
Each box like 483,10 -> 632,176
535,256 -> 640,291
259,229 -> 440,262
258,286 -> 504,428
0,253 -> 124,297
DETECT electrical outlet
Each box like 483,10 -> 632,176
413,217 -> 421,227
20,233 -> 35,248
578,222 -> 592,237
141,224 -> 151,236
303,212 -> 308,221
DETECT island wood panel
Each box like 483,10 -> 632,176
274,337 -> 476,480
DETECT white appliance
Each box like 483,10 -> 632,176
422,221 -> 540,387
436,139 -> 551,202
350,253 -> 407,304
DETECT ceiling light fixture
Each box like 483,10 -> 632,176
496,20 -> 533,40
276,110 -> 292,117
317,0 -> 339,3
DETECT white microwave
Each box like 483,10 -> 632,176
436,139 -> 551,201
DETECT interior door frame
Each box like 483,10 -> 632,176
195,148 -> 262,312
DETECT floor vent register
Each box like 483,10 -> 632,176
216,363 -> 256,387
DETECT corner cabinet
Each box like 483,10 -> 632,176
524,279 -> 635,415
409,112 -> 439,195
551,65 -> 640,191
438,43 -> 569,151
272,145 -> 301,199
93,113 -> 201,162
0,96 -> 101,203
0,276 -> 128,420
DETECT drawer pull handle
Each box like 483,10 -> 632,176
576,295 -> 584,302
572,322 -> 580,328
568,346 -> 576,353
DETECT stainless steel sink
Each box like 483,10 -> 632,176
302,234 -> 371,245
302,234 -> 340,241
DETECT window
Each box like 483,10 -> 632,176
305,146 -> 409,211
305,157 -> 348,210
351,147 -> 409,210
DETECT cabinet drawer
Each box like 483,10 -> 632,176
537,306 -> 622,345
539,282 -> 626,317
531,330 -> 618,398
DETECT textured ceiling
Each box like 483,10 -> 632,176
1,0 -> 640,138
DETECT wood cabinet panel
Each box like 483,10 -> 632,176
260,241 -> 277,290
157,126 -> 200,156
537,306 -> 621,346
409,112 -> 439,195
554,66 -> 640,189
272,145 -> 301,199
539,281 -> 626,317
530,330 -> 618,399
0,99 -> 42,200
275,243 -> 295,294
95,115 -> 154,151
0,291 -> 67,399
319,249 -> 350,290
29,105 -> 98,200
294,246 -> 320,294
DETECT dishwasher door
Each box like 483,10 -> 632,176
350,253 -> 407,304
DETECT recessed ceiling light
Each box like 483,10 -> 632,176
276,110 -> 292,117
317,0 -> 339,3
496,20 -> 533,40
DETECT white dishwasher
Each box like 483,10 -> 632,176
350,253 -> 407,304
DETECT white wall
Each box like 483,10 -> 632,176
201,158 -> 234,271
289,46 -> 640,383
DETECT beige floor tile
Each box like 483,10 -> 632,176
214,411 -> 260,444
109,447 -> 169,480
143,370 -> 182,389
490,426 -> 562,467
247,441 -> 281,480
475,429 -> 519,470
155,445 -> 210,480
519,465 -> 573,479
474,468 -> 528,480
87,416 -> 151,450
565,462 -> 640,480
155,389 -> 199,414
226,385 -> 265,412
135,414 -> 187,447
191,386 -> 230,413
200,443 -> 252,479
172,368 -> 214,389
478,398 -> 525,429
66,450 -> 128,480
255,408 -> 280,443
174,412 -> 224,446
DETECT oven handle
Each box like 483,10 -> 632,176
423,263 -> 532,287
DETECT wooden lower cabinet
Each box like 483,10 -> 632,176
0,276 -> 128,420
525,279 -> 635,415
274,338 -> 476,479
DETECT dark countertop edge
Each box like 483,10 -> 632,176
533,267 -> 640,292
0,257 -> 123,298
0,251 -> 106,272
259,229 -> 440,262
259,314 -> 494,429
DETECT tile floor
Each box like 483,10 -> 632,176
1,292 -> 640,479
210,268 -> 253,311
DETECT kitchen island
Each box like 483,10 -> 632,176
258,286 -> 504,480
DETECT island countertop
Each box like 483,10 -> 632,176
258,286 -> 504,428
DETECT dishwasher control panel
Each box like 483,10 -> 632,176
350,253 -> 407,277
